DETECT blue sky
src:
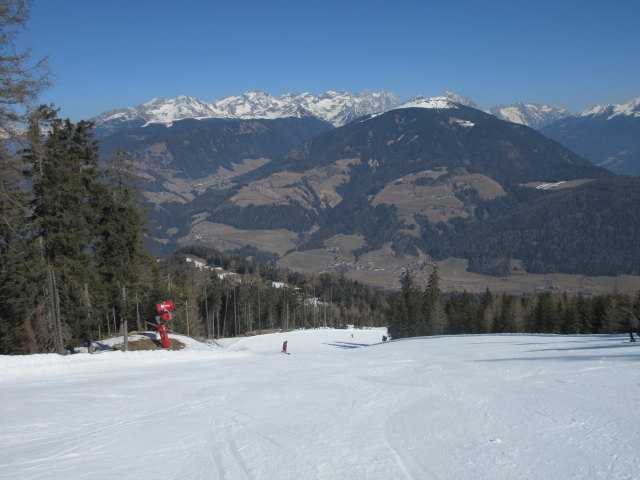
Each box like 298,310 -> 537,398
25,0 -> 640,121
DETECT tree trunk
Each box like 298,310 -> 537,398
186,299 -> 190,337
204,285 -> 210,338
122,285 -> 128,352
47,267 -> 64,355
135,294 -> 141,332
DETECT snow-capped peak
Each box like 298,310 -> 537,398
577,98 -> 640,120
93,91 -> 401,128
443,91 -> 479,108
393,96 -> 459,111
489,102 -> 572,129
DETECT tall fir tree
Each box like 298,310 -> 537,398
424,266 -> 446,335
387,271 -> 422,339
25,111 -> 102,348
93,148 -> 152,342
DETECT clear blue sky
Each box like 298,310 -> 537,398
25,0 -> 640,121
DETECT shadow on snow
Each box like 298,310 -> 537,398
323,341 -> 374,349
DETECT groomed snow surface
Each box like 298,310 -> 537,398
1,329 -> 639,480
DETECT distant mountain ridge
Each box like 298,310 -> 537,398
577,98 -> 640,119
92,91 -> 401,129
91,89 -> 640,132
490,98 -> 640,129
489,102 -> 572,129
91,91 -> 640,177
541,98 -> 640,175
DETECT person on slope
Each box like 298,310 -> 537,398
628,315 -> 640,342
282,340 -> 288,354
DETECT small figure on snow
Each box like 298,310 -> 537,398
382,335 -> 388,342
628,314 -> 640,342
282,340 -> 288,354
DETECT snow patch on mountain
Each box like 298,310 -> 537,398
394,96 -> 459,111
490,102 -> 572,129
93,91 -> 401,128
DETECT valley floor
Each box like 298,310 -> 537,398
1,329 -> 639,479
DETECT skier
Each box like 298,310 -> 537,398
282,340 -> 288,354
382,335 -> 388,342
628,314 -> 640,342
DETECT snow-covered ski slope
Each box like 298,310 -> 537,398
1,329 -> 639,480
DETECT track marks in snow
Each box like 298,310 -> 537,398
206,410 -> 321,480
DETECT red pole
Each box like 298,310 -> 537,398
155,302 -> 174,348
157,323 -> 170,348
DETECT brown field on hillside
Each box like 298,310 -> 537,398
372,169 -> 506,225
324,234 -> 366,253
181,221 -> 298,256
229,158 -> 360,209
140,158 -> 270,208
277,249 -> 342,272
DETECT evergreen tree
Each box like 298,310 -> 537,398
445,291 -> 475,334
25,112 -> 102,347
93,148 -> 152,342
575,293 -> 593,334
477,287 -> 495,333
424,266 -> 446,335
391,271 -> 422,337
602,287 -> 629,334
493,293 -> 514,333
632,290 -> 640,317
561,294 -> 581,334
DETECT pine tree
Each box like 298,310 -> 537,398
446,291 -> 475,334
26,114 -> 102,348
424,266 -> 446,335
493,293 -> 515,333
561,295 -> 581,334
602,287 -> 629,334
632,290 -> 640,317
477,287 -> 495,333
93,148 -> 152,342
387,271 -> 419,338
387,290 -> 409,339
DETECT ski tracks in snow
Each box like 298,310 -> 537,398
206,410 -> 320,480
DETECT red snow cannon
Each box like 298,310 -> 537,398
156,301 -> 174,312
155,301 -> 174,348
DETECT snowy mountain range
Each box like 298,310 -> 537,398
92,90 -> 640,132
576,97 -> 640,120
92,91 -> 401,128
